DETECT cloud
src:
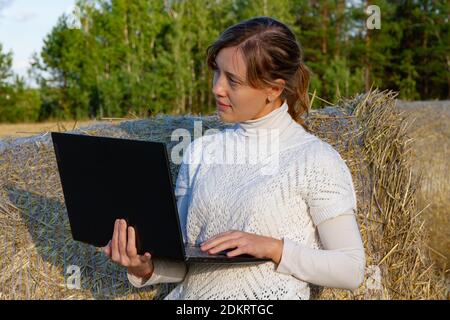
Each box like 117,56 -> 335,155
0,0 -> 15,12
12,10 -> 36,22
14,58 -> 29,70
0,0 -> 14,18
0,8 -> 37,23
0,1 -> 36,23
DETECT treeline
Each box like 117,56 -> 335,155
0,0 -> 449,123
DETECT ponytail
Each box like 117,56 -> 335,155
286,63 -> 311,132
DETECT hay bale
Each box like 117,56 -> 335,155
307,90 -> 447,299
0,115 -> 231,300
395,100 -> 450,271
0,89 -> 446,299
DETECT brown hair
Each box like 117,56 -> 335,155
206,16 -> 311,131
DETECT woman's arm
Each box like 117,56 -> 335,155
127,194 -> 189,288
127,257 -> 188,288
275,212 -> 366,290
274,142 -> 366,290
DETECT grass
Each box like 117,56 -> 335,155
0,119 -> 131,139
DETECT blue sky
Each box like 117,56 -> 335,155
0,0 -> 76,84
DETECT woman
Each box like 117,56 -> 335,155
103,16 -> 366,300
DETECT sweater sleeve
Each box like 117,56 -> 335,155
275,213 -> 366,290
274,143 -> 365,290
127,256 -> 188,288
303,142 -> 358,226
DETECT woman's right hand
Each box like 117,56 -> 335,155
103,218 -> 154,280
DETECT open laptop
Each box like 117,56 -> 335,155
51,132 -> 270,264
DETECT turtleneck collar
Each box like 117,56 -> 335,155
234,99 -> 296,138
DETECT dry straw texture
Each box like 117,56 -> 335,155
0,89 -> 447,299
395,100 -> 449,273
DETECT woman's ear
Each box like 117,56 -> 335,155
265,79 -> 286,100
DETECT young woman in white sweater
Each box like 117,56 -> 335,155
103,16 -> 366,300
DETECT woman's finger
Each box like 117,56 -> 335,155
118,219 -> 128,259
201,231 -> 235,247
126,226 -> 137,257
226,245 -> 250,257
208,239 -> 241,255
111,219 -> 120,261
201,232 -> 241,251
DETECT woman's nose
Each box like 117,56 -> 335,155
212,76 -> 226,97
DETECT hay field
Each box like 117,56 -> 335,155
396,100 -> 449,273
0,89 -> 447,299
0,119 -> 128,140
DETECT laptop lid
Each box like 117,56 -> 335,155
51,132 -> 186,261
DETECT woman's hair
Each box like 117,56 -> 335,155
206,16 -> 311,130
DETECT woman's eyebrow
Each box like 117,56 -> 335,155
224,70 -> 244,82
215,60 -> 244,82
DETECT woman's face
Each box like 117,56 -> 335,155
212,46 -> 284,123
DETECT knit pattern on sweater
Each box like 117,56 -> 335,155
167,128 -> 357,300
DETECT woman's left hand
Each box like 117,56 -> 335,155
200,230 -> 283,264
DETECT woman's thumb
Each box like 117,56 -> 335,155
103,240 -> 112,257
140,252 -> 152,262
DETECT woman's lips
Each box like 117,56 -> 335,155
217,102 -> 231,111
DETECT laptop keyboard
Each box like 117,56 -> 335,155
185,245 -> 231,257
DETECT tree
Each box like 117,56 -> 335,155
0,42 -> 13,86
24,0 -> 450,123
0,43 -> 40,122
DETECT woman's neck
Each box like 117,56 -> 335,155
235,99 -> 293,138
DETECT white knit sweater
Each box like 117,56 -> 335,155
128,100 -> 366,299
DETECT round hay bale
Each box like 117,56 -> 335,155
306,90 -> 447,299
396,100 -> 450,271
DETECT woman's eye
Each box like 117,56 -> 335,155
213,68 -> 237,88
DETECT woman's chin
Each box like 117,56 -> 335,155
217,112 -> 235,123
219,112 -> 236,123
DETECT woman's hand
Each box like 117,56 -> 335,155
102,219 -> 154,279
200,230 -> 284,264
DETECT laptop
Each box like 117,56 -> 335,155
51,132 -> 270,264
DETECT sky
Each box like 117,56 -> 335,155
0,0 -> 77,85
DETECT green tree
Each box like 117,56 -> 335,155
0,42 -> 13,85
27,0 -> 450,122
0,43 -> 40,122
